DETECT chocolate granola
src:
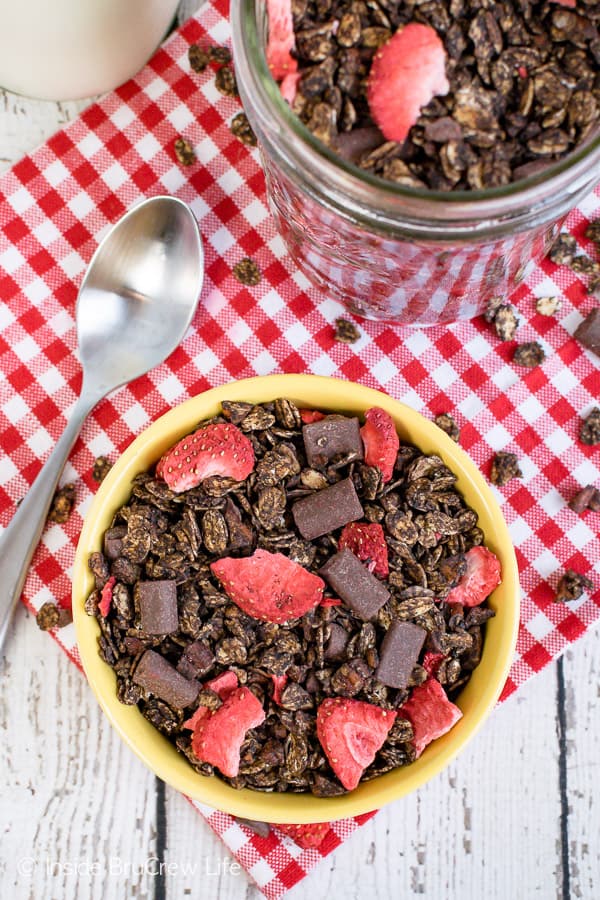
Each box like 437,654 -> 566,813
87,398 -> 499,794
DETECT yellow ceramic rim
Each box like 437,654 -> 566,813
73,374 -> 520,823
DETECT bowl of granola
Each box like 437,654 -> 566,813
73,374 -> 519,822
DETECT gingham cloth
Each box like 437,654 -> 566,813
1,2 -> 599,897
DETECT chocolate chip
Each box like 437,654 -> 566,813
325,622 -> 350,660
302,415 -> 363,468
176,640 -> 215,680
319,548 -> 390,621
292,477 -> 364,540
136,580 -> 178,634
234,818 -> 271,838
574,308 -> 600,357
103,525 -> 127,560
375,621 -> 427,690
133,650 -> 199,709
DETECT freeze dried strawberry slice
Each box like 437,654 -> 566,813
316,697 -> 396,791
360,407 -> 399,483
400,677 -> 462,757
445,546 -> 501,607
422,651 -> 446,677
339,522 -> 389,578
367,23 -> 450,144
155,422 -> 254,493
276,822 -> 331,849
266,0 -> 298,81
191,687 -> 266,777
300,408 -> 326,423
205,670 -> 239,699
270,674 -> 288,705
320,596 -> 342,607
183,670 -> 240,730
99,576 -> 115,617
210,548 -> 325,623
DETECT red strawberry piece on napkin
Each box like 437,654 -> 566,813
270,673 -> 288,705
210,548 -> 325,623
191,686 -> 266,777
316,697 -> 396,791
445,545 -> 501,607
155,422 -> 254,493
300,408 -> 326,424
183,670 -> 240,730
275,822 -> 331,849
338,522 -> 389,578
400,676 -> 462,757
360,407 -> 399,483
98,576 -> 116,617
367,23 -> 449,144
266,0 -> 298,81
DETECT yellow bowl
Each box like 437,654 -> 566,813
73,374 -> 520,823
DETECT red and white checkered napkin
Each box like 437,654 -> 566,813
1,1 -> 599,895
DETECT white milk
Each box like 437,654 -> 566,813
0,0 -> 182,100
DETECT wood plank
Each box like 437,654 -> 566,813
560,631 -> 600,900
1,606 -> 158,899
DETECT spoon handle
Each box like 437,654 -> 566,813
0,392 -> 98,652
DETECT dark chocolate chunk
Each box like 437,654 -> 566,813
103,525 -> 127,560
233,818 -> 271,838
177,640 -> 215,680
136,580 -> 178,634
574,308 -> 600,357
292,477 -> 364,540
133,649 -> 199,708
319,548 -> 390,621
302,416 -> 363,468
375,620 -> 427,690
325,622 -> 350,660
569,485 -> 600,514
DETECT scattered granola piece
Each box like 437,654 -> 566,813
585,221 -> 600,243
484,295 -> 504,323
233,257 -> 261,286
554,568 -> 594,603
36,602 -> 72,631
209,46 -> 232,65
536,296 -> 561,316
574,308 -> 600,358
513,341 -> 545,367
48,483 -> 75,523
580,407 -> 600,445
93,455 -> 113,483
549,233 -> 577,266
569,485 -> 600,514
174,137 -> 196,166
490,451 -> 522,486
494,304 -> 519,341
215,66 -> 238,97
230,112 -> 257,147
434,413 -> 460,442
188,43 -> 210,72
570,255 -> 600,276
334,317 -> 361,343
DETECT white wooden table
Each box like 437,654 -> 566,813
1,89 -> 598,900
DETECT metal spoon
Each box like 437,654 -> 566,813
0,195 -> 204,650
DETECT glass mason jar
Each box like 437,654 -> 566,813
231,0 -> 600,326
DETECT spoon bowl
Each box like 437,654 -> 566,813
0,195 -> 204,650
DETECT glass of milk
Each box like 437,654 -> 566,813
0,0 -> 182,100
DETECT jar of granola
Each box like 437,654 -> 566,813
231,0 -> 600,325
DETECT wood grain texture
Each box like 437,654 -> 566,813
1,83 -> 600,900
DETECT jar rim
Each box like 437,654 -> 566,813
232,0 -> 600,214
